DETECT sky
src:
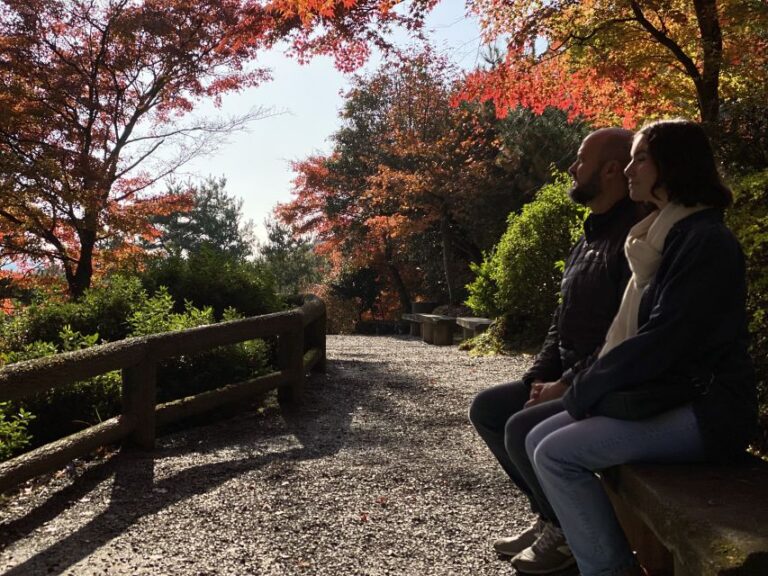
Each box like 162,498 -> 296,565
170,3 -> 485,242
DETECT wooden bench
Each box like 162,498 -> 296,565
401,313 -> 456,345
456,316 -> 492,339
603,456 -> 768,575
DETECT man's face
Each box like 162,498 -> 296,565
568,136 -> 603,206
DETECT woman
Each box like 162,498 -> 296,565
524,119 -> 758,576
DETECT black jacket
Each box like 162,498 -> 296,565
563,209 -> 758,459
523,196 -> 643,386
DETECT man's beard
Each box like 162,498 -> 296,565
568,169 -> 602,205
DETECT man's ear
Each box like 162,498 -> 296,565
602,159 -> 622,178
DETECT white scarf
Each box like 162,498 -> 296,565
599,202 -> 706,357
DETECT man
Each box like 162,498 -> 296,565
469,128 -> 642,574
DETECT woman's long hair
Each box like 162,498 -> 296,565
639,119 -> 732,208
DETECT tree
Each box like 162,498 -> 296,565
464,0 -> 768,126
0,0 -> 430,299
251,0 -> 437,71
256,218 -> 325,296
0,0 -> 276,298
278,52 -> 511,309
278,50 -> 585,313
466,172 -> 585,342
150,177 -> 255,260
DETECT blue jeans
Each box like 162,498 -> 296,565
525,405 -> 707,576
469,380 -> 564,524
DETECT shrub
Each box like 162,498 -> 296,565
726,169 -> 768,453
75,275 -> 148,341
0,274 -> 277,459
7,326 -> 122,447
140,247 -> 283,319
127,292 -> 271,402
306,283 -> 358,334
0,297 -> 79,350
0,275 -> 146,351
127,287 -> 216,336
0,403 -> 35,460
465,172 -> 585,345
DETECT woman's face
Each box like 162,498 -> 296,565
624,134 -> 667,208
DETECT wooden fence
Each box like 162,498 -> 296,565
0,295 -> 326,494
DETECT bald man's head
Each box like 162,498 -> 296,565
590,127 -> 634,169
568,128 -> 633,211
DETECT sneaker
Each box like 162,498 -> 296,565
493,518 -> 545,557
511,523 -> 576,574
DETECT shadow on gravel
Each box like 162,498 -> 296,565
0,349 -> 435,576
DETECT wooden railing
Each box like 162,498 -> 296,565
0,295 -> 326,494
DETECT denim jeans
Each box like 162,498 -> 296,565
469,380 -> 565,524
525,405 -> 707,576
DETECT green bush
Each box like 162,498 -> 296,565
465,172 -> 585,345
0,270 -> 278,460
0,275 -> 146,350
75,275 -> 148,341
7,326 -> 122,447
127,287 -> 216,336
0,403 -> 35,460
726,169 -> 768,453
125,290 -> 272,402
140,247 -> 283,319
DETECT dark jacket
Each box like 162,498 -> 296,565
523,196 -> 643,386
562,209 -> 758,459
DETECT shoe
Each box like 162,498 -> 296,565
493,518 -> 545,557
511,522 -> 576,574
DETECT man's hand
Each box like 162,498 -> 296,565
525,380 -> 568,408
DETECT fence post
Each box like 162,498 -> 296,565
306,311 -> 327,373
277,327 -> 304,403
122,359 -> 157,450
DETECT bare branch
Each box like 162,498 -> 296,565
629,0 -> 701,83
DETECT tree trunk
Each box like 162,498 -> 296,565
630,0 -> 723,125
440,214 -> 457,305
67,229 -> 96,299
383,239 -> 411,313
387,263 -> 411,313
693,0 -> 723,125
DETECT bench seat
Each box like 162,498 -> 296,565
401,313 -> 456,345
603,456 -> 768,575
401,313 -> 422,336
455,317 -> 492,339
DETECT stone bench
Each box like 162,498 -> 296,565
456,317 -> 492,339
602,455 -> 768,575
401,313 -> 423,337
401,313 -> 456,345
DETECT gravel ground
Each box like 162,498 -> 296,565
0,334 -> 575,576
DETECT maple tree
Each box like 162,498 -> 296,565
0,0 -> 428,299
277,51 -> 585,313
276,53 -> 491,309
256,0 -> 437,70
0,0 -> 275,297
463,0 -> 768,126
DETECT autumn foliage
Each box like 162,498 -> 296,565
463,0 -> 768,126
276,51 -> 586,317
2,0 -> 766,304
0,0 -> 269,297
457,53 -> 671,129
0,0 -> 425,299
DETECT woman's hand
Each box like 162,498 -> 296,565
525,380 -> 568,407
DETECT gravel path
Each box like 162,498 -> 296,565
0,335 -> 565,576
